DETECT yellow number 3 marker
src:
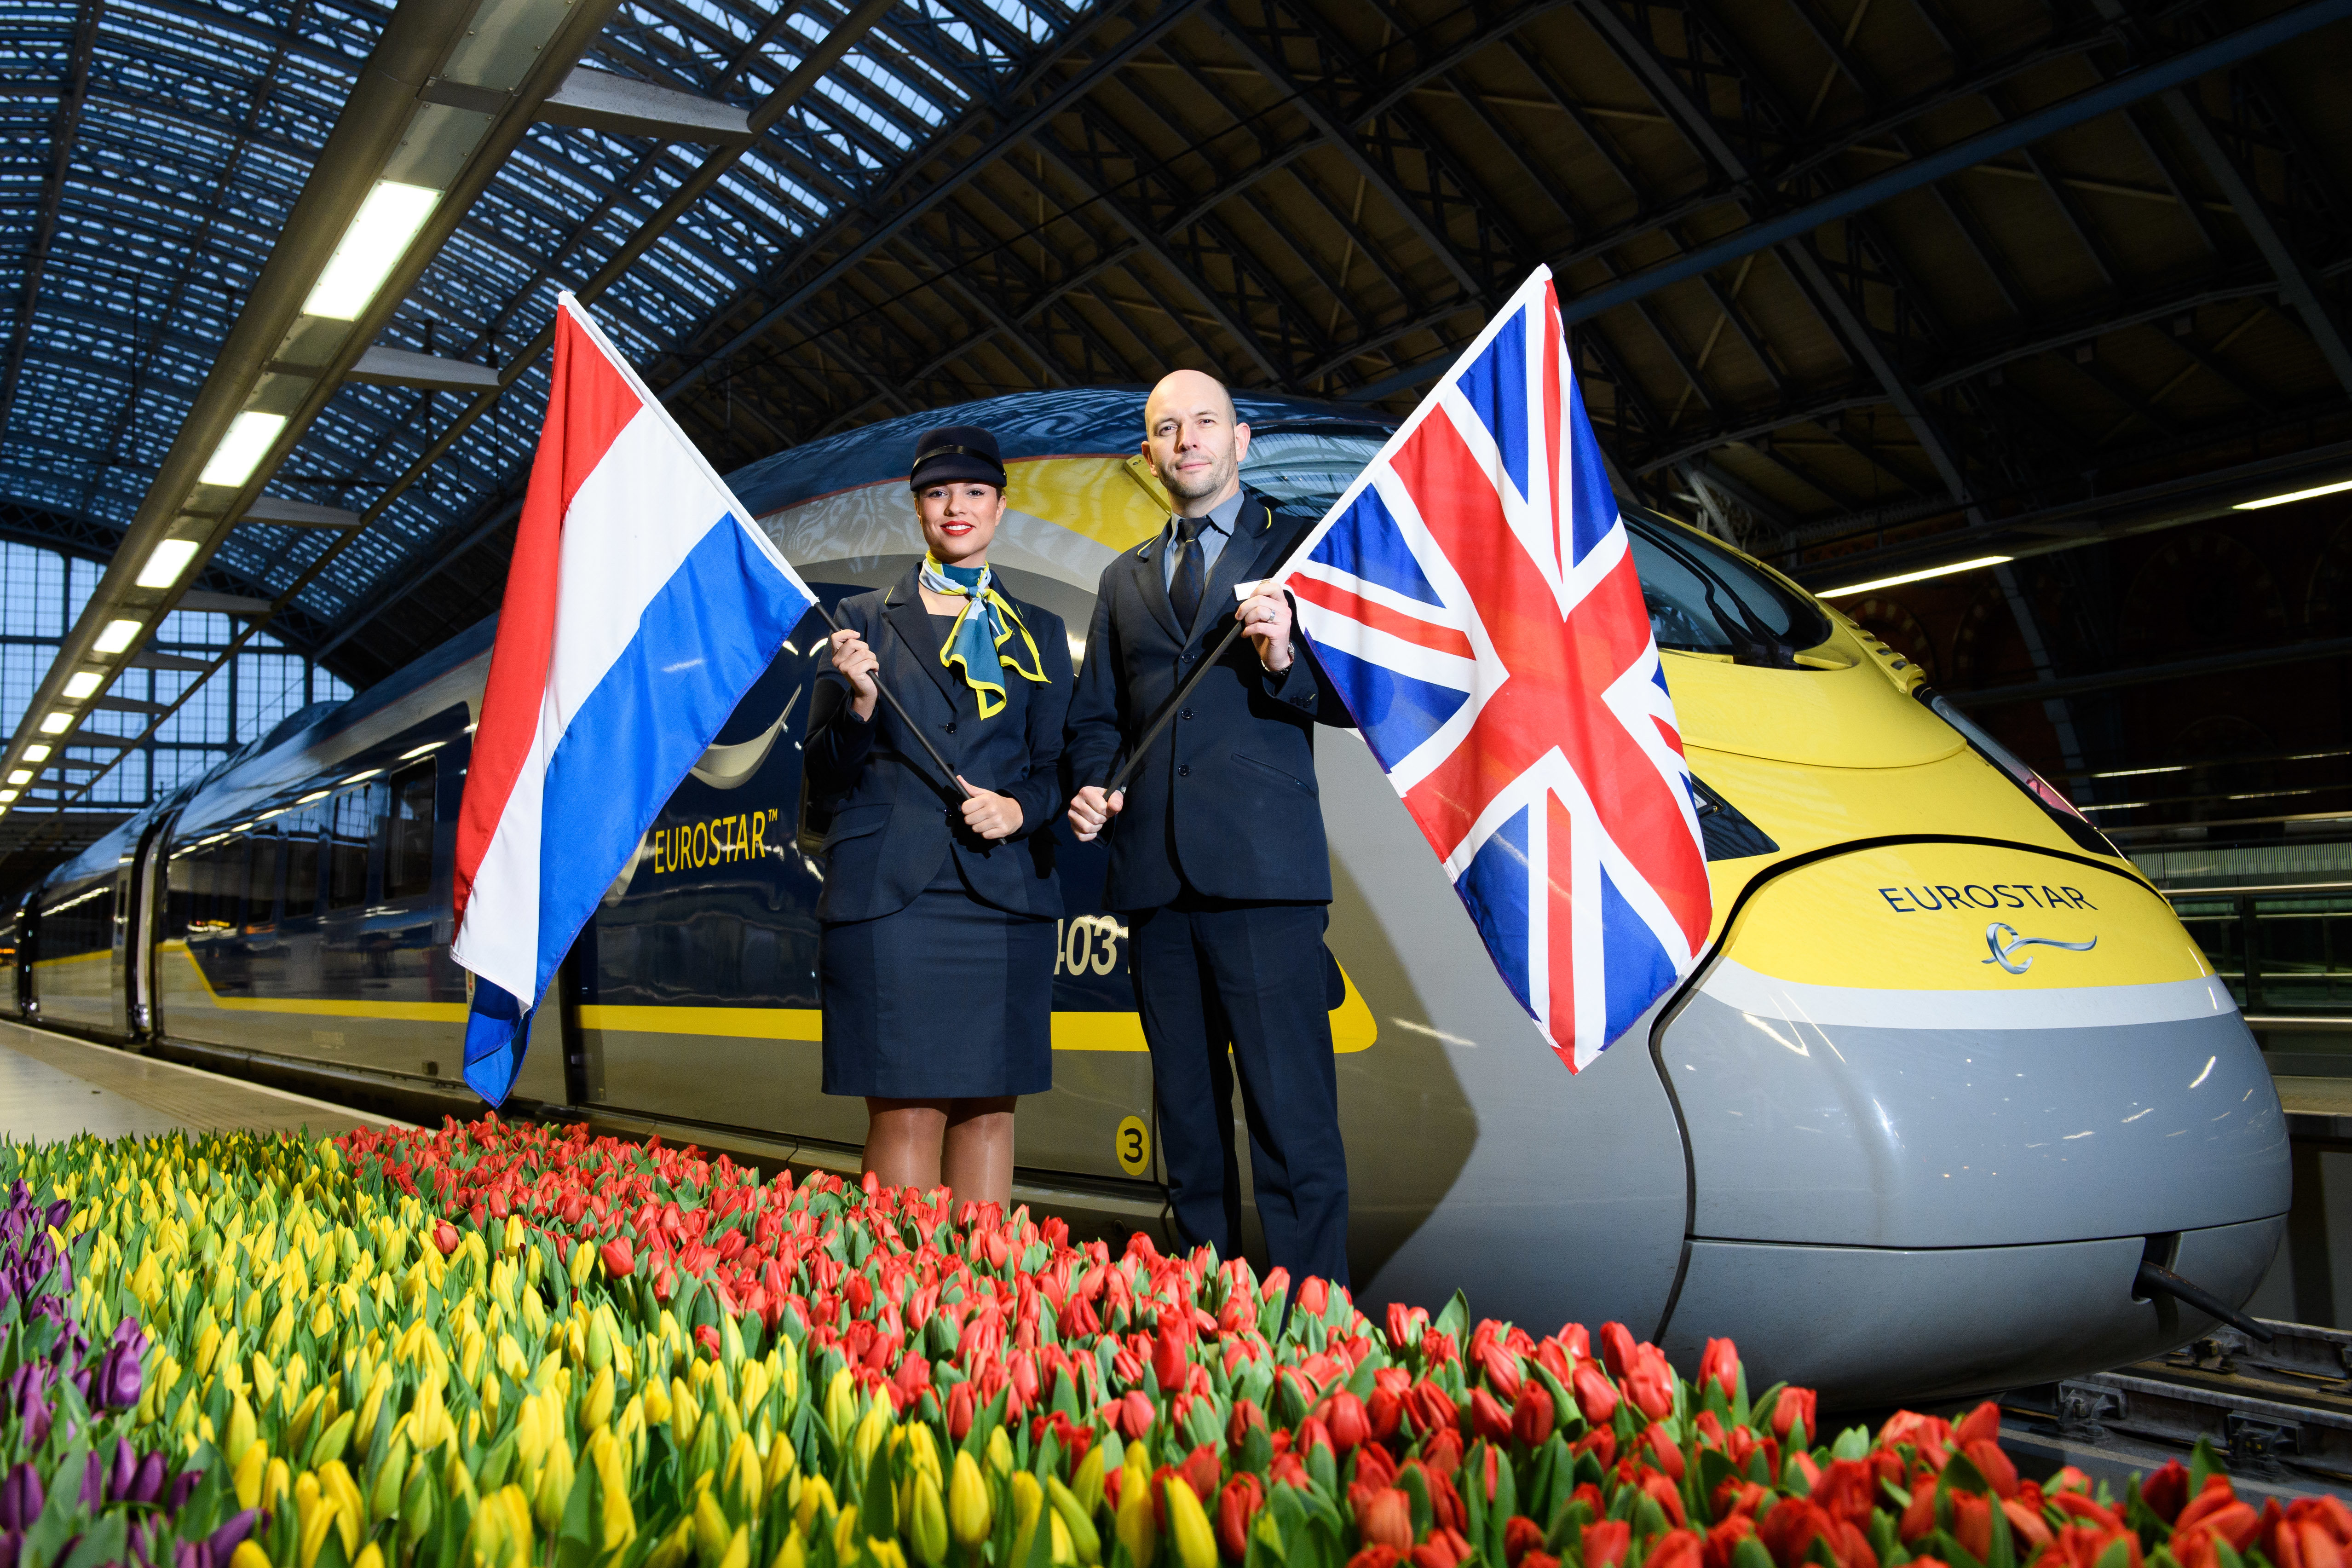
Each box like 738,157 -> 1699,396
1115,1115 -> 1151,1177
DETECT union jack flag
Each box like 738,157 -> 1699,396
1276,267 -> 1714,1072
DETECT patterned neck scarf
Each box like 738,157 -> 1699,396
918,555 -> 1048,718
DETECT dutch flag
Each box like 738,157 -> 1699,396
452,294 -> 815,1105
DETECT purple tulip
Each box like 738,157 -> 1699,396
127,1453 -> 164,1506
171,1542 -> 208,1568
167,1469 -> 198,1513
0,1465 -> 39,1530
96,1339 -> 142,1409
78,1452 -> 103,1510
106,1437 -> 137,1504
205,1510 -> 256,1562
0,1528 -> 19,1568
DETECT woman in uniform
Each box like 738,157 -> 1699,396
804,425 -> 1072,1213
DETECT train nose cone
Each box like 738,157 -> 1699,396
1656,843 -> 2289,1406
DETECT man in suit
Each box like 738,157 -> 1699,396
1065,368 -> 1350,1287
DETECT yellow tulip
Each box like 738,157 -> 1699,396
263,1458 -> 292,1518
723,1432 -> 763,1518
1114,1468 -> 1156,1568
228,1543 -> 269,1568
224,1393 -> 258,1467
1073,1444 -> 1107,1518
870,1539 -> 910,1568
534,1434 -> 576,1535
949,1452 -> 992,1549
646,1518 -> 696,1568
588,1428 -> 636,1552
795,1475 -> 837,1537
767,1527 -> 808,1568
1046,1476 -> 1102,1566
1162,1479 -> 1216,1568
319,1461 -> 363,1561
1009,1471 -> 1044,1568
231,1441 -> 265,1510
911,1467 -> 950,1567
295,1495 -> 336,1568
580,1366 -> 616,1433
694,1491 -> 733,1564
830,1505 -> 861,1566
987,1427 -> 1014,1479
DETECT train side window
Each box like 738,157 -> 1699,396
284,810 -> 323,920
328,785 -> 382,909
213,837 -> 251,932
167,849 -> 197,936
383,760 -> 436,899
247,831 -> 282,928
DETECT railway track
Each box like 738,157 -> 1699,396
2003,1318 -> 2352,1499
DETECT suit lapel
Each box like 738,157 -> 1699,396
881,570 -> 961,714
1193,493 -> 1280,643
1132,533 -> 1186,646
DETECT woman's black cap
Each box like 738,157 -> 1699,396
909,424 -> 1008,489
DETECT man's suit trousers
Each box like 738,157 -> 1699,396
1130,893 -> 1349,1287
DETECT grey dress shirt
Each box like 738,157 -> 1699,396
1161,488 -> 1248,590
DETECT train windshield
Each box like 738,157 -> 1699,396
1241,425 -> 1827,666
1623,513 -> 1828,665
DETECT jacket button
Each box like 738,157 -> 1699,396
945,722 -> 957,734
1179,708 -> 1193,721
1178,765 -> 1191,778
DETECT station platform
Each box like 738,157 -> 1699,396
0,1019 -> 398,1141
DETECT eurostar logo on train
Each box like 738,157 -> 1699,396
1875,882 -> 2097,913
649,808 -> 780,875
1981,922 -> 2099,974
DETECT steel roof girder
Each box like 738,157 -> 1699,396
535,66 -> 754,144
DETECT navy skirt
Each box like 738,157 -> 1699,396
819,852 -> 1055,1098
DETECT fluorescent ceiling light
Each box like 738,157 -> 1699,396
37,712 -> 72,735
92,618 -> 142,655
0,791 -> 16,804
136,539 -> 201,589
400,741 -> 444,759
297,790 -> 331,804
62,672 -> 102,700
5,772 -> 27,787
199,410 -> 287,488
1820,555 -> 2013,598
304,180 -> 441,320
343,768 -> 381,784
21,746 -> 47,763
257,808 -> 285,820
2234,478 -> 2352,510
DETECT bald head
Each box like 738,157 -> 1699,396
1143,369 -> 1250,515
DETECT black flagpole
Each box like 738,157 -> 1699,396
1103,614 -> 1257,796
815,602 -> 975,802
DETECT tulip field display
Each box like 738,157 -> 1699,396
0,1118 -> 2337,1568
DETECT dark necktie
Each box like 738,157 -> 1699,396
1170,515 -> 1205,631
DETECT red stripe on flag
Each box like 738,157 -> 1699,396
1546,791 -> 1579,1071
452,304 -> 644,926
1290,574 -> 1475,661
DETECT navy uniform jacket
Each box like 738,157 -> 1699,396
1063,486 -> 1350,911
805,567 -> 1072,923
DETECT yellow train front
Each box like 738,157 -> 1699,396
7,386 -> 2287,1407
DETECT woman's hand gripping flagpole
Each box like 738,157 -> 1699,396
815,604 -> 974,803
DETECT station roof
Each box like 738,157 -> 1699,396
5,0 -> 2352,858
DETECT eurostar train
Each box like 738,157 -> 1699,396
2,387 -> 2286,1405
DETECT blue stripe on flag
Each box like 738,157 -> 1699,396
534,515 -> 811,1002
1309,487 -> 1448,609
1456,305 -> 1529,502
1312,640 -> 1472,774
1566,370 -> 1618,565
1457,805 -> 1533,1015
1599,862 -> 1679,1045
462,977 -> 534,1107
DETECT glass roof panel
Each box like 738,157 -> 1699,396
0,0 -> 1084,649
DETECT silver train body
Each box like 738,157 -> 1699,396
3,389 -> 2287,1406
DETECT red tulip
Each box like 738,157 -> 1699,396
1297,1276 -> 1328,1317
1468,1389 -> 1512,1444
1584,1520 -> 1632,1568
1705,1518 -> 1757,1568
432,1222 -> 460,1256
1571,1363 -> 1617,1426
1179,1445 -> 1220,1503
1503,1518 -> 1546,1568
1218,1476 -> 1264,1562
1954,1401 -> 2000,1449
1697,1338 -> 1739,1401
1324,1391 -> 1371,1453
2139,1461 -> 2191,1524
1387,1303 -> 1427,1346
1961,1438 -> 2017,1500
1625,1343 -> 1675,1422
2177,1481 -> 2257,1543
2001,1499 -> 2053,1552
1770,1386 -> 1817,1443
2044,1523 -> 2142,1568
945,1381 -> 975,1441
1348,1551 -> 1404,1568
1355,1489 -> 1413,1551
1598,1321 -> 1637,1379
1642,1424 -> 1684,1482
1154,1315 -> 1192,1394
599,1236 -> 635,1277
1640,1471 -> 1687,1530
1478,1343 -> 1522,1401
1510,1382 -> 1553,1448
1648,1530 -> 1704,1568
